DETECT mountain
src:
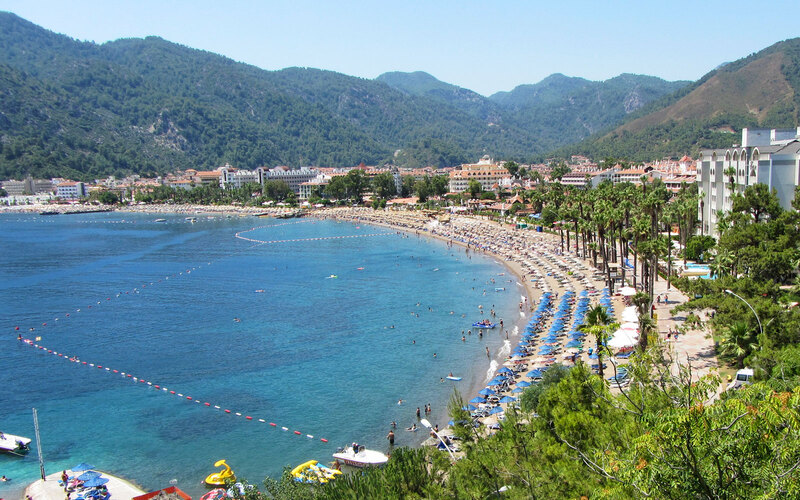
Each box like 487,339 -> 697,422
487,73 -> 690,153
561,38 -> 800,161
376,71 -> 501,123
0,11 -> 691,180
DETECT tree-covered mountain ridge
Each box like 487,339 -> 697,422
0,11 -> 694,180
559,37 -> 800,161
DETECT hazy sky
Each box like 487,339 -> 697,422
0,0 -> 798,96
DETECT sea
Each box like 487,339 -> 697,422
0,211 -> 523,498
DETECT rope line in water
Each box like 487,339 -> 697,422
235,231 -> 392,245
16,336 -> 330,444
11,220 -> 384,446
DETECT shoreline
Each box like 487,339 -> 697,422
11,203 -> 619,492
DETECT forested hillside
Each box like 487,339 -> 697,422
0,12 -> 689,180
560,37 -> 800,161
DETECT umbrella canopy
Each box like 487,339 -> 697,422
478,388 -> 496,396
497,367 -> 514,374
77,471 -> 101,481
499,396 -> 517,403
511,387 -> 525,393
487,379 -> 504,386
489,406 -> 505,415
516,380 -> 531,387
83,477 -> 109,488
470,396 -> 487,404
71,463 -> 95,472
527,369 -> 544,378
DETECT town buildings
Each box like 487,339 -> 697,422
697,128 -> 800,236
449,156 -> 510,193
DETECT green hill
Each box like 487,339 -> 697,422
560,38 -> 800,161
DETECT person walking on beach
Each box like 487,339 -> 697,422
387,429 -> 395,446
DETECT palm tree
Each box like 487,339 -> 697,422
718,321 -> 758,369
579,305 -> 618,380
631,292 -> 654,351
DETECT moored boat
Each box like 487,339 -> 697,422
0,431 -> 31,455
332,444 -> 388,468
472,321 -> 497,329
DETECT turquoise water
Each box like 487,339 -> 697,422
0,212 -> 521,497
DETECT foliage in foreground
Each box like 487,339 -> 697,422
227,357 -> 800,500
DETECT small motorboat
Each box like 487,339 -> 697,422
472,322 -> 497,329
446,375 -> 462,381
154,218 -> 166,222
204,459 -> 234,487
290,460 -> 342,484
332,444 -> 389,468
0,432 -> 31,455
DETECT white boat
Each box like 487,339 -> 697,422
332,445 -> 389,468
0,431 -> 31,454
154,218 -> 166,222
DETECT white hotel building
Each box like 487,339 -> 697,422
697,128 -> 800,236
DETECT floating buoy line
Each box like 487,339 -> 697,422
235,227 -> 392,245
11,219 -> 383,445
16,335 -> 329,443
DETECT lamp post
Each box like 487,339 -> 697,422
420,418 -> 456,461
724,289 -> 763,337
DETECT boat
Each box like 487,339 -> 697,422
185,217 -> 197,222
39,210 -> 59,215
154,218 -> 166,222
332,445 -> 389,468
204,459 -> 234,487
472,322 -> 497,329
446,376 -> 462,381
290,460 -> 342,484
0,432 -> 31,455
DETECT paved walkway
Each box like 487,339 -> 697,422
650,275 -> 719,385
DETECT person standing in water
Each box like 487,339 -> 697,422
486,346 -> 490,358
387,429 -> 395,445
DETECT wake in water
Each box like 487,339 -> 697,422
512,325 -> 519,337
499,339 -> 511,358
485,359 -> 498,381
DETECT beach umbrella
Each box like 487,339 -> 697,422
489,406 -> 504,415
71,463 -> 95,472
478,388 -> 495,396
511,387 -> 525,393
566,340 -> 583,348
82,477 -> 109,488
527,369 -> 543,378
588,353 -> 599,359
487,379 -> 504,386
469,397 -> 486,404
497,367 -> 514,375
499,396 -> 517,403
516,380 -> 531,387
77,471 -> 101,481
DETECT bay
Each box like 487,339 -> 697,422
0,212 -> 521,497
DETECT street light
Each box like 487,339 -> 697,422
724,289 -> 763,337
420,418 -> 456,461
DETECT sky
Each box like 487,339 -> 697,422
0,0 -> 798,96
